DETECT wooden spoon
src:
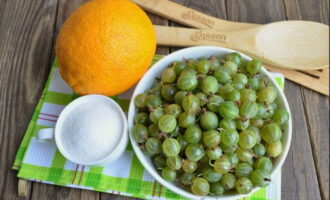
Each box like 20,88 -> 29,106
133,0 -> 329,94
132,0 -> 256,31
134,0 -> 329,70
155,23 -> 329,70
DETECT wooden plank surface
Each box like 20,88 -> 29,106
226,1 -> 323,199
302,90 -> 330,200
0,0 -> 328,200
0,0 -> 58,199
29,0 -> 101,199
283,0 -> 330,199
168,0 -> 227,53
281,81 -> 322,200
226,0 -> 286,23
32,182 -> 100,200
171,0 -> 227,20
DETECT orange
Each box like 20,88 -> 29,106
56,0 -> 156,96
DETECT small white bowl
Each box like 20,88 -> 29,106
38,94 -> 128,166
128,46 -> 292,200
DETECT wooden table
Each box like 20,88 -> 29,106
0,0 -> 328,199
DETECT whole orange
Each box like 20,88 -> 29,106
56,0 -> 156,96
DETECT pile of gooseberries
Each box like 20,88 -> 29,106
132,52 -> 289,196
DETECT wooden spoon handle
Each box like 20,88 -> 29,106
18,179 -> 28,197
155,25 -> 232,47
132,0 -> 256,31
155,25 -> 329,95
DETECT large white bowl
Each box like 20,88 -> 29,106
128,46 -> 292,200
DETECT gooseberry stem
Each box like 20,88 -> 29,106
159,132 -> 168,139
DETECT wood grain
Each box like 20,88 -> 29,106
0,0 -> 328,200
283,0 -> 329,24
169,0 -> 227,53
147,12 -> 170,55
0,0 -> 58,199
101,193 -> 130,200
226,0 -> 286,23
18,179 -> 29,198
141,0 -> 329,94
225,1 -> 323,200
31,183 -> 100,200
264,66 -> 329,96
29,0 -> 103,199
0,0 -> 8,22
100,8 -> 170,200
133,0 -> 255,31
172,0 -> 228,22
154,23 -> 329,71
281,81 -> 322,200
55,0 -> 89,37
302,90 -> 330,200
284,0 -> 330,199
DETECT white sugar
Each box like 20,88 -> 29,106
60,101 -> 122,163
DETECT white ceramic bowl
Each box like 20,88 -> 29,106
38,94 -> 129,166
128,46 -> 292,200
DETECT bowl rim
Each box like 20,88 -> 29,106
55,94 -> 128,166
128,46 -> 292,200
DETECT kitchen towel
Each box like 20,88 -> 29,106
13,55 -> 283,200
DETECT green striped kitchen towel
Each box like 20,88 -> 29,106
13,55 -> 283,200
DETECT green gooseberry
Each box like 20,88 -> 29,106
161,84 -> 177,101
247,59 -> 262,74
178,112 -> 196,128
164,104 -> 182,118
261,123 -> 282,144
158,114 -> 177,133
182,94 -> 200,113
200,111 -> 219,130
207,95 -> 224,112
161,68 -> 176,83
162,138 -> 180,157
172,61 -> 186,75
177,73 -> 198,91
203,129 -> 221,148
134,112 -> 149,125
146,95 -> 162,108
218,101 -> 239,119
196,59 -> 210,74
149,107 -> 164,124
201,76 -> 219,95
214,67 -> 231,84
185,143 -> 205,161
184,125 -> 202,144
145,137 -> 162,155
219,119 -> 236,129
131,124 -> 148,143
134,93 -> 147,108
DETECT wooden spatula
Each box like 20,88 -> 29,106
134,0 -> 329,70
135,0 -> 329,71
133,0 -> 329,95
133,0 -> 330,38
155,25 -> 329,95
132,0 -> 256,31
155,24 -> 329,70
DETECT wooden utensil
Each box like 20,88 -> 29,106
265,66 -> 329,96
132,0 -> 256,31
155,24 -> 329,70
133,0 -> 329,95
18,179 -> 28,197
136,0 -> 329,71
134,0 -> 329,70
155,25 -> 329,95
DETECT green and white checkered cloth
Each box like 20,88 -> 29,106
13,55 -> 284,200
